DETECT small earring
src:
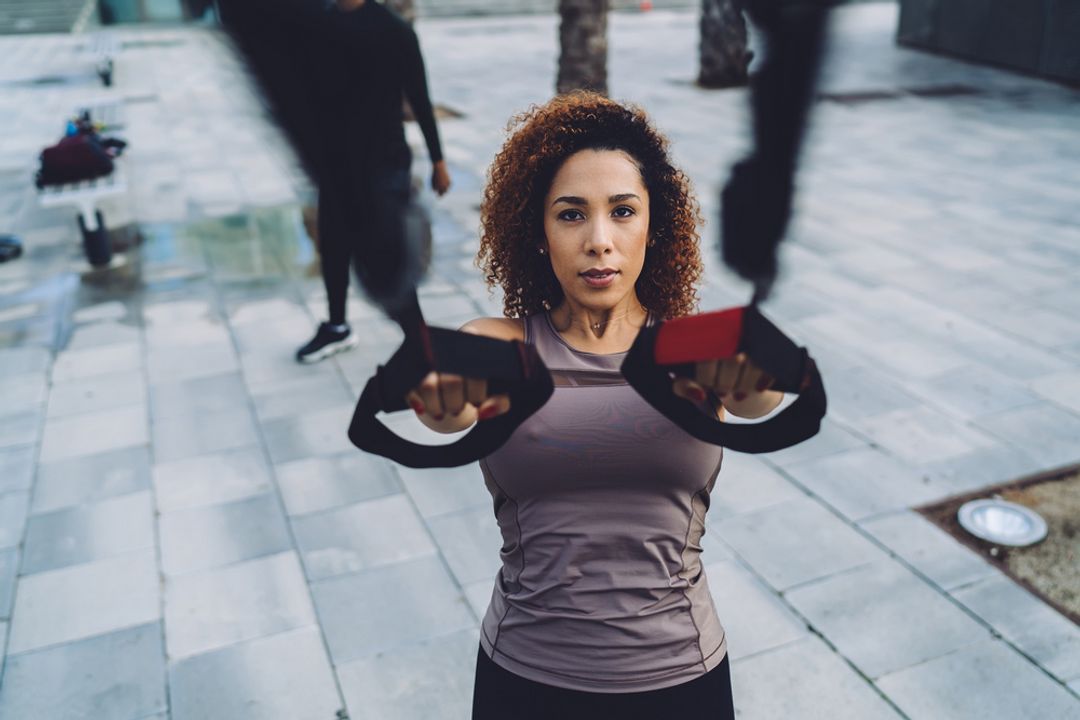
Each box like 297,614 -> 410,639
538,247 -> 546,255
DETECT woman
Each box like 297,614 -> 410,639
406,93 -> 782,718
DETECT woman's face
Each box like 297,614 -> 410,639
541,149 -> 650,311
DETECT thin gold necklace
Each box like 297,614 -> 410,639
583,304 -> 646,331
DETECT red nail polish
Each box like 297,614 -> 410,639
433,414 -> 444,421
734,391 -> 747,402
717,390 -> 727,398
410,400 -> 425,415
687,387 -> 706,403
478,406 -> 498,421
756,377 -> 771,392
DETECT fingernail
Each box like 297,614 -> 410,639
433,414 -> 444,421
734,391 -> 747,402
687,387 -> 707,403
756,376 -> 772,392
478,406 -> 498,421
410,400 -> 425,415
717,390 -> 727,398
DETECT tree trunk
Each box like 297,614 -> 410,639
557,0 -> 610,96
698,0 -> 751,88
384,0 -> 416,24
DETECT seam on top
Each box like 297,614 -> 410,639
542,312 -> 635,358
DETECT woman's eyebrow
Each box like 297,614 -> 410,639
551,193 -> 641,208
551,195 -> 587,207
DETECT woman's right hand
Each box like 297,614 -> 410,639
405,372 -> 512,433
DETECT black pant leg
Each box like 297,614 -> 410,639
318,193 -> 352,326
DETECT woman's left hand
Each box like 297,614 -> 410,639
671,353 -> 782,418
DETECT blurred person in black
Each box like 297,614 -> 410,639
297,0 -> 451,363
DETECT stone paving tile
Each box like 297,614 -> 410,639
859,406 -> 1000,466
709,451 -> 804,519
152,406 -> 259,463
786,560 -> 989,680
731,635 -> 903,720
0,444 -> 34,495
248,372 -> 354,422
0,371 -> 47,416
0,548 -> 17,619
337,628 -> 480,720
716,496 -> 886,591
22,491 -> 155,575
426,505 -> 504,586
149,370 -> 251,420
146,340 -> 240,385
917,442 -> 1047,496
860,511 -> 996,593
952,575 -> 1080,683
45,371 -> 147,419
0,622 -> 166,720
396,462 -> 491,519
164,551 -> 316,661
1029,368 -> 1080,415
160,493 -> 292,577
38,404 -> 148,464
973,402 -> 1080,470
292,494 -> 437,581
0,346 -> 51,375
0,409 -> 41,450
903,363 -> 1043,421
311,555 -> 476,664
463,578 -> 494,621
782,446 -> 945,522
7,549 -> 160,655
65,320 -> 140,352
169,625 -> 342,720
764,418 -> 868,468
32,445 -> 152,514
50,342 -> 142,383
152,445 -> 273,513
705,560 -> 807,661
276,452 -> 402,517
260,403 -> 357,464
877,639 -> 1079,720
0,491 -> 29,551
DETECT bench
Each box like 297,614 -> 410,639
35,98 -> 129,266
38,163 -> 128,267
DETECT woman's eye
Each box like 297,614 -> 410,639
612,206 -> 635,218
558,209 -> 584,221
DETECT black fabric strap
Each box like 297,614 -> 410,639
349,324 -> 554,468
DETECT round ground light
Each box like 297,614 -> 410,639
957,499 -> 1048,547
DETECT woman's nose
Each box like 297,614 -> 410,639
585,219 -> 615,254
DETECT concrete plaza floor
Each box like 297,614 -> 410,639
0,3 -> 1079,718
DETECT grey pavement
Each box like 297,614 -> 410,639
1,3 -> 1079,718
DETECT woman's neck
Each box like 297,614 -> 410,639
549,295 -> 648,352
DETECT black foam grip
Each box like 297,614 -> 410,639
348,326 -> 554,468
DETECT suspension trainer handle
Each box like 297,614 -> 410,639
348,302 -> 554,468
620,306 -> 826,454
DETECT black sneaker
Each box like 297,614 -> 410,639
296,322 -> 358,364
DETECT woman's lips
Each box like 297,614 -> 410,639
580,270 -> 618,288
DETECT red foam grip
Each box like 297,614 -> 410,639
654,307 -> 745,365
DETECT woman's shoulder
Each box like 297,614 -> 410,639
459,317 -> 525,342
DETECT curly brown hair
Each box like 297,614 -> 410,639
477,92 -> 704,320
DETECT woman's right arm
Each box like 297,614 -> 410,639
405,317 -> 524,433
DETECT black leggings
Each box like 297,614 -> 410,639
318,162 -> 412,325
472,647 -> 735,719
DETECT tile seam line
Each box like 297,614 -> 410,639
209,207 -> 352,715
767,457 -> 1080,692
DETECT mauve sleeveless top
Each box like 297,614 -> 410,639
478,312 -> 728,693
